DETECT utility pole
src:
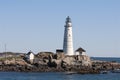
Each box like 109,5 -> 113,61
5,44 -> 6,61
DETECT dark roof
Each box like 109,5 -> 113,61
66,16 -> 71,23
76,47 -> 86,52
27,51 -> 34,55
56,49 -> 63,53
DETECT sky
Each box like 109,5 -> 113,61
0,0 -> 120,57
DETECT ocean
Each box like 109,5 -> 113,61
0,72 -> 120,80
91,57 -> 120,63
0,57 -> 120,80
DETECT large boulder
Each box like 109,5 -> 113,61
53,53 -> 65,60
61,55 -> 91,69
77,55 -> 91,61
77,55 -> 91,66
36,52 -> 54,59
62,56 -> 76,65
48,59 -> 62,68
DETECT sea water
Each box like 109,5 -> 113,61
91,57 -> 120,63
0,72 -> 120,80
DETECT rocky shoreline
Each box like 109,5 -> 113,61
0,52 -> 120,74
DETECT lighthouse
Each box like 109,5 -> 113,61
63,16 -> 74,55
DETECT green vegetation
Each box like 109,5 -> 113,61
0,56 -> 22,61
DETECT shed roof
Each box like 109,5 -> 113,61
56,49 -> 63,53
76,47 -> 86,52
27,50 -> 34,55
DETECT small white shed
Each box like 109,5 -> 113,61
26,51 -> 34,61
75,47 -> 86,55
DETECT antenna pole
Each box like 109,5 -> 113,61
5,44 -> 6,61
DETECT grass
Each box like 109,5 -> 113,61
0,56 -> 22,61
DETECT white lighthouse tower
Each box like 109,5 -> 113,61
63,16 -> 74,55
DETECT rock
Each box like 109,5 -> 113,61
62,56 -> 76,65
1,52 -> 120,74
81,60 -> 91,66
77,55 -> 90,61
53,53 -> 65,60
36,52 -> 54,59
62,55 -> 91,68
48,61 -> 57,68
48,59 -> 62,68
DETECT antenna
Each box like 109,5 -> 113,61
5,44 -> 6,61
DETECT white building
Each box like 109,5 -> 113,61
75,47 -> 86,55
26,51 -> 34,62
63,16 -> 74,55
